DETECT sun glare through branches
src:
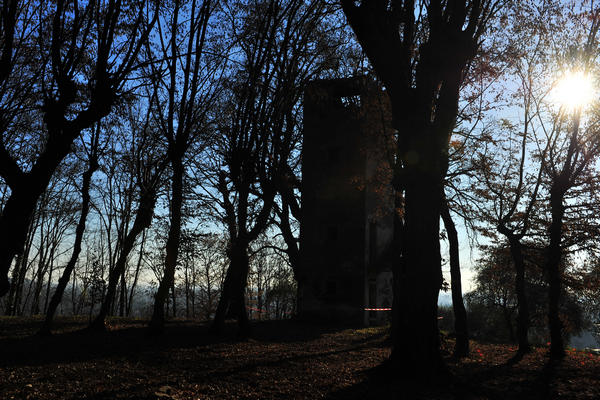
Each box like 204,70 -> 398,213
551,70 -> 596,113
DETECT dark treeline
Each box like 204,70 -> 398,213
1,0 -> 600,383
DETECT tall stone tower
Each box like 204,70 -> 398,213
298,76 -> 394,326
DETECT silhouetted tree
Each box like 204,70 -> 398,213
90,106 -> 167,331
473,3 -> 600,360
340,0 -> 501,377
142,0 -> 222,332
203,0 -> 342,335
440,195 -> 469,357
39,127 -> 102,335
468,241 -> 588,346
0,0 -> 158,298
544,31 -> 600,360
470,1 -> 591,357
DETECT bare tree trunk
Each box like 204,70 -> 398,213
277,200 -> 302,315
39,157 -> 98,335
0,0 -> 158,300
0,181 -> 45,298
5,253 -> 22,315
12,251 -> 30,315
43,257 -> 55,314
150,160 -> 184,333
507,237 -> 531,354
31,244 -> 48,316
391,177 -> 445,378
127,229 -> 146,317
340,0 -> 490,380
119,268 -> 126,317
211,241 -> 251,336
440,198 -> 469,358
191,271 -> 196,319
90,188 -> 156,331
205,262 -> 213,320
547,186 -> 566,360
71,268 -> 77,315
502,303 -> 515,342
390,192 -> 404,344
171,283 -> 177,318
185,258 -> 190,319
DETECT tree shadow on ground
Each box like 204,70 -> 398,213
324,355 -> 564,400
0,318 -> 357,368
246,319 -> 366,343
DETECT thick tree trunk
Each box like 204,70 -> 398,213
39,162 -> 96,335
506,237 -> 531,354
391,177 -> 445,379
0,183 -> 45,297
339,0 -> 485,379
211,241 -> 251,337
150,160 -> 184,333
502,305 -> 516,342
90,188 -> 156,331
546,187 -> 565,361
0,115 -> 102,299
440,198 -> 469,358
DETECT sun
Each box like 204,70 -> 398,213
552,70 -> 596,112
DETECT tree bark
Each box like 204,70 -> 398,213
391,177 -> 445,378
276,198 -> 302,315
150,159 -> 184,333
5,253 -> 22,315
390,190 -> 404,345
0,0 -> 157,300
502,304 -> 516,342
43,258 -> 55,314
211,240 -> 251,336
39,159 -> 96,335
119,267 -> 126,317
11,233 -> 34,315
546,186 -> 566,360
5,214 -> 37,316
440,198 -> 469,358
339,0 -> 486,379
127,229 -> 146,317
506,237 -> 531,354
90,187 -> 156,331
0,180 -> 47,297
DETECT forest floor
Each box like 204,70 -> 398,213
0,317 -> 599,399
